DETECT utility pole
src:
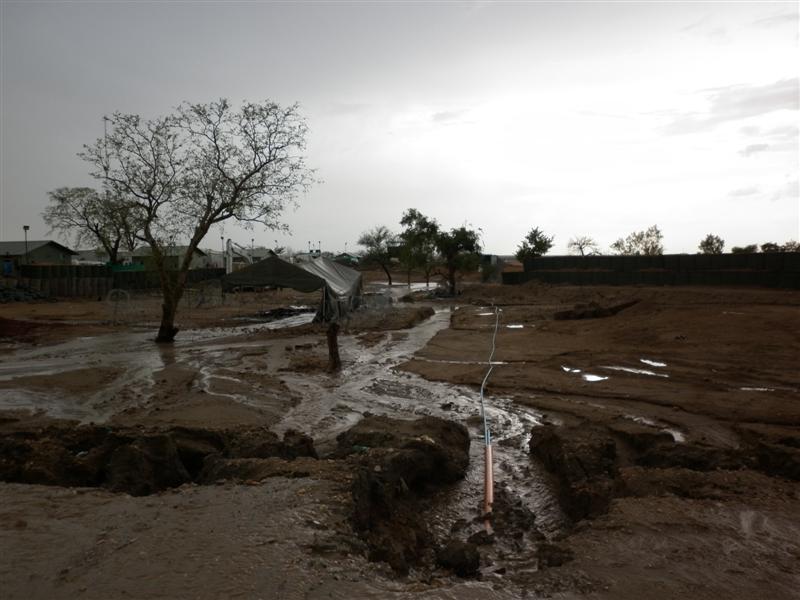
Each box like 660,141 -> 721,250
23,225 -> 30,264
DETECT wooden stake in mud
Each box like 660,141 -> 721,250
326,321 -> 341,372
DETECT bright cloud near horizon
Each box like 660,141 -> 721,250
1,1 -> 798,255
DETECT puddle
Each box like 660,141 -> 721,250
413,357 -> 510,366
739,387 -> 775,392
623,414 -> 686,443
477,312 -> 495,316
581,374 -> 608,382
664,428 -> 686,442
626,415 -> 658,427
640,358 -> 667,368
561,366 -> 608,382
601,365 -> 669,378
506,324 -> 524,329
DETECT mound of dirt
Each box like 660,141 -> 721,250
336,415 -> 470,574
0,420 -> 317,496
529,424 -> 619,521
553,299 -> 639,320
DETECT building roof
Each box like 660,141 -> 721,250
0,240 -> 78,256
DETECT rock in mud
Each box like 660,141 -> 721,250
436,539 -> 480,577
529,424 -> 618,522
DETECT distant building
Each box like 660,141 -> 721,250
333,252 -> 360,266
1,240 -> 77,276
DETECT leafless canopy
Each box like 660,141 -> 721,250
80,99 -> 315,341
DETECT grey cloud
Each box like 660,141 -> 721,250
738,124 -> 798,156
752,12 -> 798,28
432,109 -> 466,123
770,179 -> 799,202
665,78 -> 799,134
729,186 -> 760,198
739,143 -> 770,157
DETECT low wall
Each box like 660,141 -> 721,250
502,253 -> 800,289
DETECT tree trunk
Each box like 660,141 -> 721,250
447,265 -> 457,296
326,322 -> 341,372
156,294 -> 180,343
381,263 -> 393,286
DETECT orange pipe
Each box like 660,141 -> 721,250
484,443 -> 494,533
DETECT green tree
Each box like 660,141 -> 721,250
358,226 -> 396,285
516,227 -> 554,261
611,225 -> 664,256
698,233 -> 725,255
782,240 -> 799,252
760,242 -> 781,253
436,226 -> 481,295
731,244 -> 758,254
82,99 -> 315,343
398,208 -> 440,286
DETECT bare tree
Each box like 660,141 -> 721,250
698,234 -> 724,254
358,226 -> 396,285
81,99 -> 315,342
567,235 -> 599,256
611,225 -> 664,256
42,187 -> 141,264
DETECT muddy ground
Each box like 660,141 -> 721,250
0,281 -> 798,599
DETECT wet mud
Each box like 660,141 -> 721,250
2,282 -> 800,598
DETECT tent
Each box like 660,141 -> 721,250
223,255 -> 362,322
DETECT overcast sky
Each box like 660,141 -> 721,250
1,1 -> 798,255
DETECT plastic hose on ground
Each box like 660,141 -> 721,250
479,305 -> 501,533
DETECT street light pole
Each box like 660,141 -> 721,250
23,225 -> 30,265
